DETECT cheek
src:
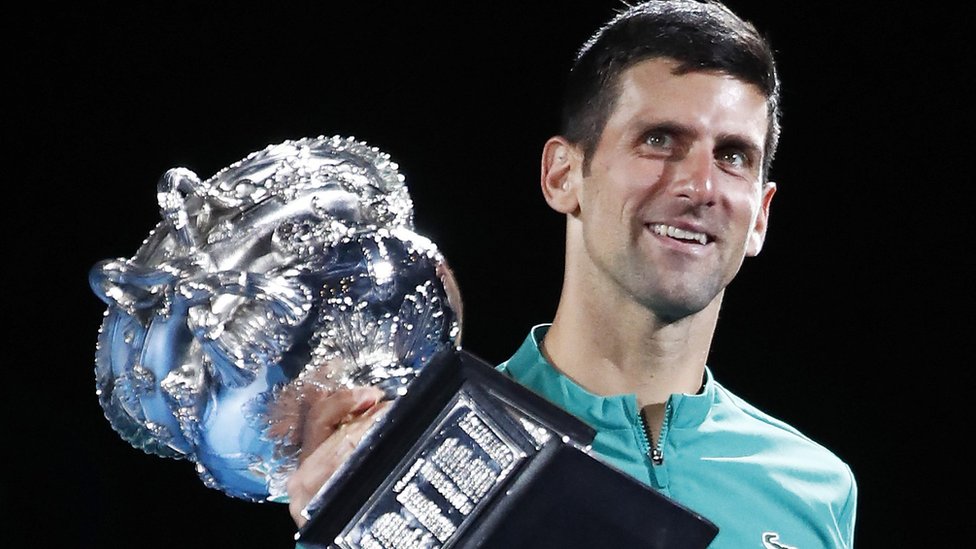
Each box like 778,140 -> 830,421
723,180 -> 764,218
603,166 -> 658,212
581,156 -> 666,227
728,195 -> 764,252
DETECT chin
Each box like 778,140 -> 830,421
639,286 -> 721,324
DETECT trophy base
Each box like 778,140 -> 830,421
296,349 -> 718,549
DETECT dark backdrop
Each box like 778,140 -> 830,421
8,2 -> 964,546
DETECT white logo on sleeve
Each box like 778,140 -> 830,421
762,532 -> 797,549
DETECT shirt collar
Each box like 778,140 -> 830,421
500,324 -> 715,430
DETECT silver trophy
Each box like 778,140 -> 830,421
89,135 -> 462,502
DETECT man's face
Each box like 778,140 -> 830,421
570,57 -> 775,321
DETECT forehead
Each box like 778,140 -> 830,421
608,57 -> 769,142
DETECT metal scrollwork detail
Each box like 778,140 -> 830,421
90,136 -> 462,501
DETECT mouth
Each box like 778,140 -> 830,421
646,223 -> 711,245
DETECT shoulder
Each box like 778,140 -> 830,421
709,379 -> 858,496
706,380 -> 859,545
711,380 -> 817,442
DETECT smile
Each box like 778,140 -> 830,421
647,223 -> 710,245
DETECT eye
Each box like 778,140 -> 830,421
643,130 -> 675,150
717,148 -> 750,170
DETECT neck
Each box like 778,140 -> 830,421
542,279 -> 720,408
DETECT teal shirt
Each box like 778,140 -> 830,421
497,325 -> 857,549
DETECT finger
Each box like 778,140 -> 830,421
301,386 -> 385,456
288,421 -> 364,527
341,386 -> 387,420
341,400 -> 393,445
288,423 -> 349,527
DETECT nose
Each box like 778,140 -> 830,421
670,145 -> 716,208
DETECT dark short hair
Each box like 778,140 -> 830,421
562,0 -> 781,179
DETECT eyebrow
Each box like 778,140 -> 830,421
636,121 -> 695,141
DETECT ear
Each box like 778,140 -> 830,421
746,181 -> 776,257
540,136 -> 581,214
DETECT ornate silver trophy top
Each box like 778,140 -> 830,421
89,135 -> 462,501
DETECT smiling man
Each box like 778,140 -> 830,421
288,1 -> 857,547
495,1 -> 857,547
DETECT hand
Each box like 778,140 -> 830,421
286,386 -> 391,528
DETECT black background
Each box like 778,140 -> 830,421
8,2 -> 966,547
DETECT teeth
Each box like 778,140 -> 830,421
650,223 -> 708,245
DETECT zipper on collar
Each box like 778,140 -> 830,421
636,410 -> 652,459
639,401 -> 673,466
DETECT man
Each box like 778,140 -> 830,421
288,1 -> 858,547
